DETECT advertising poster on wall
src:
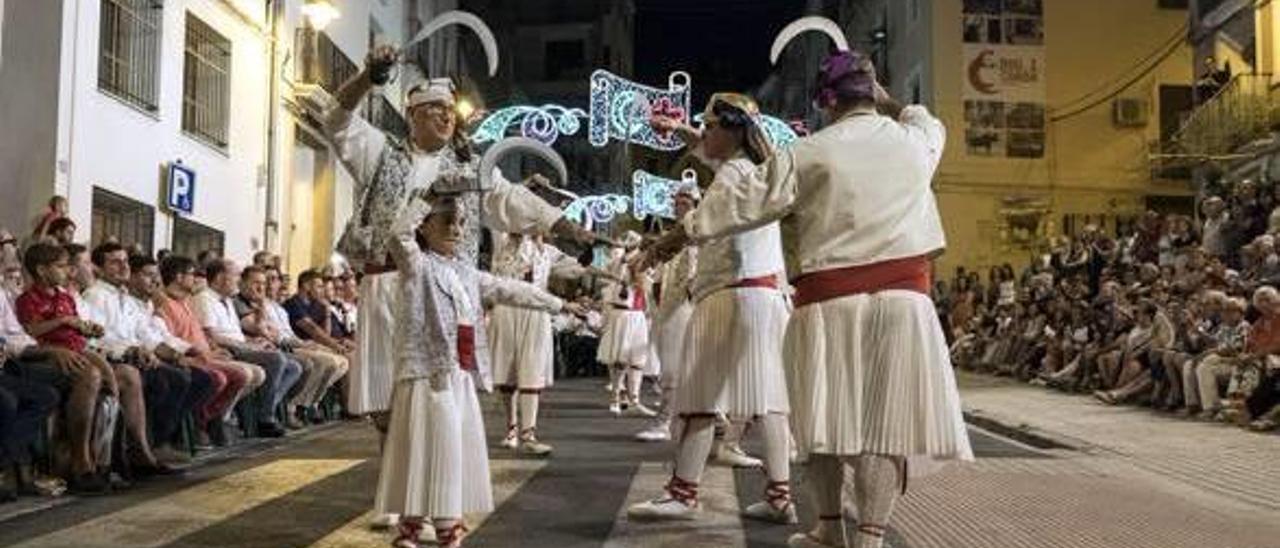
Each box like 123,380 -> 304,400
962,0 -> 1046,158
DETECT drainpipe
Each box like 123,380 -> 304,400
263,0 -> 282,252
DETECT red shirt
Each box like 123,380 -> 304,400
1247,314 -> 1280,355
15,285 -> 86,352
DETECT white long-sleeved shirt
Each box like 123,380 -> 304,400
0,291 -> 37,356
325,107 -> 563,266
81,281 -> 193,358
491,233 -> 584,289
688,155 -> 785,301
682,106 -> 947,278
389,199 -> 565,388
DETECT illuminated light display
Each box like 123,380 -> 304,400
632,169 -> 698,220
564,194 -> 632,225
589,69 -> 691,150
470,104 -> 588,146
690,113 -> 799,149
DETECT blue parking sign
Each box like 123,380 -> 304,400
167,162 -> 196,214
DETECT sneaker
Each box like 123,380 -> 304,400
628,402 -> 658,418
634,423 -> 671,442
369,513 -> 400,530
742,500 -> 799,524
627,497 -> 700,521
500,428 -> 519,450
712,444 -> 763,468
787,532 -> 846,548
518,438 -> 553,457
609,403 -> 622,416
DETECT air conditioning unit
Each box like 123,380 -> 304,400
1113,98 -> 1149,128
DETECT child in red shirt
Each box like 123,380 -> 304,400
15,243 -> 115,392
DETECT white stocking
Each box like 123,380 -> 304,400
851,454 -> 904,548
518,391 -> 540,435
674,416 -> 715,483
805,454 -> 847,545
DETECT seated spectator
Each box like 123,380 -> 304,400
31,196 -> 69,243
191,260 -> 301,438
236,266 -> 347,427
83,242 -> 212,470
154,256 -> 257,446
62,243 -> 176,479
284,270 -> 355,355
0,369 -> 59,502
260,266 -> 348,418
1188,297 -> 1249,420
12,243 -> 115,494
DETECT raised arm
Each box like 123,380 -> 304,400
389,193 -> 430,273
682,154 -> 799,244
478,270 -> 565,314
323,46 -> 399,188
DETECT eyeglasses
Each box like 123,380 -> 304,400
0,238 -> 16,247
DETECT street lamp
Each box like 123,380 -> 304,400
301,0 -> 340,30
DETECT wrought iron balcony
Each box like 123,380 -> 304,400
1173,73 -> 1277,158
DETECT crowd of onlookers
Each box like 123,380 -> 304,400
938,178 -> 1280,433
0,196 -> 361,502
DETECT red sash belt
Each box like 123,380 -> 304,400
792,256 -> 931,308
457,325 -> 477,371
728,274 -> 779,290
630,287 -> 647,311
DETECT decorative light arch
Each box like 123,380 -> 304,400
470,104 -> 588,146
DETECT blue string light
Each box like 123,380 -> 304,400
690,113 -> 799,149
471,104 -> 588,146
632,169 -> 698,220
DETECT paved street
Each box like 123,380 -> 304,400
1,375 -> 1277,548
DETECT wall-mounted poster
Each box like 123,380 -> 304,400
962,0 -> 1046,158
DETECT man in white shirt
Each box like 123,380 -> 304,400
192,259 -> 301,438
124,253 -> 217,456
82,243 -> 201,472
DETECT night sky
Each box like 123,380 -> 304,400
634,0 -> 805,108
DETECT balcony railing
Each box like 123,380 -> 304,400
1173,73 -> 1276,158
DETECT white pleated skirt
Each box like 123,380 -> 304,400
654,303 -> 694,388
674,287 -> 790,418
488,305 -> 554,389
786,289 -> 973,474
596,309 -> 650,367
348,272 -> 396,414
375,371 -> 493,518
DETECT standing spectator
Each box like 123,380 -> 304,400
191,259 -> 301,438
1202,197 -> 1230,262
31,196 -> 69,243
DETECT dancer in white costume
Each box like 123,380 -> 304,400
635,189 -> 699,443
628,93 -> 795,524
377,194 -> 583,548
596,233 -> 657,416
647,47 -> 974,548
489,231 -> 592,456
326,45 -> 593,530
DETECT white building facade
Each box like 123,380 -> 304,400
0,0 -> 435,272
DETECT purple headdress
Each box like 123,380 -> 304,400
815,50 -> 876,107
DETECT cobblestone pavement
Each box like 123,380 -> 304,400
0,375 -> 1275,548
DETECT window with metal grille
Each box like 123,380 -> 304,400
171,216 -> 224,260
98,0 -> 163,112
91,187 -> 156,254
183,14 -> 231,148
